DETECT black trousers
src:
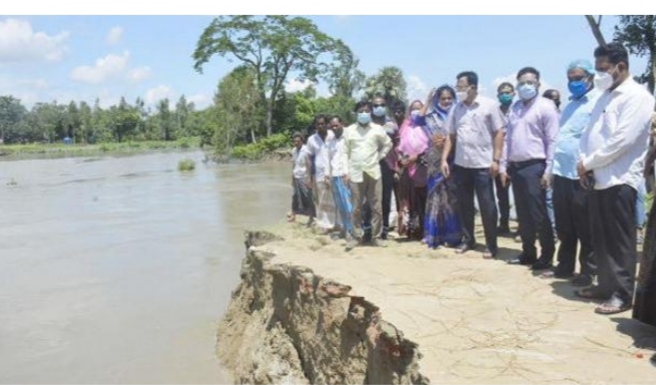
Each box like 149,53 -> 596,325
495,174 -> 510,228
455,166 -> 498,252
589,185 -> 637,302
509,160 -> 555,259
553,175 -> 595,277
380,159 -> 398,233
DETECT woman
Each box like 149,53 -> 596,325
418,86 -> 462,249
396,100 -> 429,240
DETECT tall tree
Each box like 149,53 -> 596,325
614,15 -> 656,95
156,98 -> 173,141
0,96 -> 27,143
175,95 -> 190,137
193,15 -> 344,137
364,66 -> 408,106
109,97 -> 139,143
328,42 -> 365,98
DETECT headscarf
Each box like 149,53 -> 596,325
424,85 -> 456,136
398,100 -> 429,177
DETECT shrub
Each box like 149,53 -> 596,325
178,158 -> 196,172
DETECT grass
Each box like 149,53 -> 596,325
0,137 -> 201,160
178,158 -> 196,172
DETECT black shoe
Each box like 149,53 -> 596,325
507,253 -> 537,265
531,258 -> 553,271
497,225 -> 511,235
571,274 -> 593,287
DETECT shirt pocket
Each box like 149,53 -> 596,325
601,109 -> 619,137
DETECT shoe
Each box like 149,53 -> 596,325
507,253 -> 537,265
531,258 -> 553,271
345,238 -> 358,251
371,238 -> 387,248
482,248 -> 496,259
594,294 -> 632,315
497,225 -> 511,235
455,243 -> 474,254
571,274 -> 593,287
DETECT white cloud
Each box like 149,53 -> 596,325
70,51 -> 130,84
406,75 -> 429,103
129,66 -> 152,82
188,93 -> 211,109
106,26 -> 123,46
285,78 -> 314,93
145,85 -> 174,105
0,18 -> 69,62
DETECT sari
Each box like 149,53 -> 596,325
422,97 -> 462,248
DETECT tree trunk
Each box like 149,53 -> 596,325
251,127 -> 256,143
585,15 -> 607,47
649,55 -> 656,97
266,99 -> 274,137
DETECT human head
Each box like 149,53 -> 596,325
434,85 -> 456,110
542,89 -> 561,110
593,42 -> 630,92
497,82 -> 515,106
455,71 -> 478,104
408,100 -> 423,122
372,95 -> 387,118
292,132 -> 304,149
354,100 -> 372,126
567,59 -> 595,99
313,114 -> 328,135
516,67 -> 541,101
391,100 -> 406,125
329,115 -> 344,137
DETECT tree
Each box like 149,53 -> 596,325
364,66 -> 408,106
109,97 -> 139,143
328,42 -> 365,98
0,96 -> 27,143
193,15 -> 344,138
156,98 -> 173,141
614,15 -> 656,95
66,101 -> 81,142
585,15 -> 607,46
175,95 -> 190,137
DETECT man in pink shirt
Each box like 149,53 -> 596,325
500,67 -> 559,270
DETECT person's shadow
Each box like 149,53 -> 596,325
611,316 -> 656,352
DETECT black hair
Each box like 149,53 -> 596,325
354,100 -> 372,112
313,114 -> 328,124
391,100 -> 406,112
594,42 -> 630,69
456,71 -> 478,88
542,89 -> 559,100
435,84 -> 456,99
497,82 -> 514,92
292,131 -> 304,140
516,67 -> 540,81
329,115 -> 343,123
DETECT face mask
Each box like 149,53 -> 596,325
357,112 -> 371,125
594,67 -> 616,91
497,93 -> 513,106
456,91 -> 468,102
372,106 -> 386,117
517,84 -> 537,100
568,80 -> 590,98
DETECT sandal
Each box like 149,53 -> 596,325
286,212 -> 295,223
594,295 -> 632,315
482,248 -> 495,259
575,287 -> 608,300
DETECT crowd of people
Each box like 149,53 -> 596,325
287,42 -> 656,326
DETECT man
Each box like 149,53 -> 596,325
305,115 -> 336,233
541,59 -> 600,286
288,132 -> 316,226
342,101 -> 393,250
500,67 -> 559,270
495,82 -> 515,236
441,71 -> 505,259
327,115 -> 354,245
542,89 -> 562,111
576,42 -> 655,315
371,95 -> 400,239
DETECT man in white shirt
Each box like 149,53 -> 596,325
576,42 -> 656,315
305,115 -> 336,233
288,132 -> 316,226
342,101 -> 393,249
441,71 -> 505,259
327,116 -> 355,248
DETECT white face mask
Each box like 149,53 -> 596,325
594,67 -> 617,91
456,91 -> 468,102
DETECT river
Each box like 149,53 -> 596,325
0,151 -> 290,383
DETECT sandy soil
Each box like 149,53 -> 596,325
260,219 -> 656,384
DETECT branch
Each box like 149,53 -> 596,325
586,15 -> 607,46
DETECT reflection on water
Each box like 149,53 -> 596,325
0,151 -> 290,384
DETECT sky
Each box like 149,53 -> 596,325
0,15 -> 649,112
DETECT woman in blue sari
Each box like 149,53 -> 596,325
418,85 -> 462,249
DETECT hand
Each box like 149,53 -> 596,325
500,173 -> 510,187
489,161 -> 499,177
393,172 -> 400,182
540,174 -> 551,189
441,160 -> 450,178
342,175 -> 349,185
432,134 -> 445,148
576,161 -> 587,178
426,88 -> 436,105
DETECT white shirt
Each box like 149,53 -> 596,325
580,77 -> 655,191
342,122 -> 392,183
446,95 -> 505,169
328,135 -> 348,177
292,145 -> 310,180
304,130 -> 335,181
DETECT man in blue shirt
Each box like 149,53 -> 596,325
543,60 -> 600,286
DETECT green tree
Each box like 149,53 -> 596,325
193,15 -> 344,138
614,15 -> 656,95
175,95 -> 190,137
156,98 -> 174,141
0,96 -> 27,143
364,66 -> 408,106
66,101 -> 81,142
109,97 -> 139,142
328,42 -> 365,99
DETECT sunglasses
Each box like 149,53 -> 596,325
373,103 -> 386,107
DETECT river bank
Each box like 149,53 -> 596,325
219,221 -> 656,384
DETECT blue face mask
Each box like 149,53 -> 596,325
357,112 -> 371,125
372,106 -> 386,117
517,84 -> 537,100
497,93 -> 513,106
568,80 -> 589,99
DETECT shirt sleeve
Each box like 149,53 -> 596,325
489,103 -> 506,133
541,101 -> 561,176
582,93 -> 655,171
